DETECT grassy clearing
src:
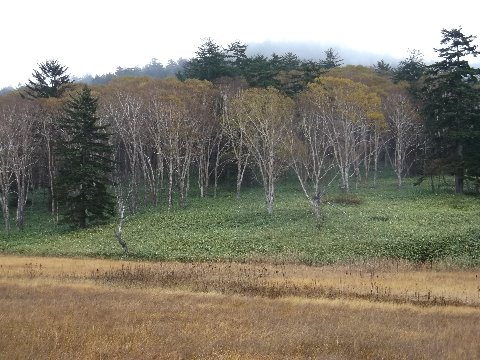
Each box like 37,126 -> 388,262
1,176 -> 480,265
1,255 -> 480,359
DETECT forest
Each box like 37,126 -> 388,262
0,28 -> 479,243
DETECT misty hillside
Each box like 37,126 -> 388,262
247,41 -> 399,66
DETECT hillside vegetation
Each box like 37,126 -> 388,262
1,29 -> 479,266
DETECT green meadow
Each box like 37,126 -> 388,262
1,175 -> 479,266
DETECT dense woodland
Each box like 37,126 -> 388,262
0,28 -> 479,236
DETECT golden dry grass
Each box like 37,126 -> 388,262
1,255 -> 480,359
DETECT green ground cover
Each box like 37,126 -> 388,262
1,176 -> 479,265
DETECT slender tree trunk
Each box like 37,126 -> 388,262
185,156 -> 191,204
158,155 -> 164,204
236,159 -> 243,200
115,203 -> 128,256
266,181 -> 274,215
178,166 -> 185,208
16,184 -> 24,230
15,172 -> 29,230
2,204 -> 10,233
235,147 -> 248,200
168,156 -> 173,210
372,129 -> 381,188
311,195 -> 321,219
263,152 -> 276,215
354,161 -> 360,190
1,195 -> 10,233
46,140 -> 56,217
198,159 -> 204,198
397,172 -> 403,188
396,142 -> 403,188
213,146 -> 220,199
0,169 -> 12,233
342,167 -> 350,193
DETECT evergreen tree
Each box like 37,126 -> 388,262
24,59 -> 72,98
242,54 -> 281,89
56,86 -> 114,228
393,49 -> 426,84
372,59 -> 393,75
225,40 -> 248,76
179,39 -> 248,81
179,38 -> 228,81
393,49 -> 426,99
320,48 -> 343,69
421,27 -> 480,193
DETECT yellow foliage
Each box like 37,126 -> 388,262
306,76 -> 382,124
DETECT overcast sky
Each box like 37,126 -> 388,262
1,0 -> 479,89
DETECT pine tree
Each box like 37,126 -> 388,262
24,59 -> 72,98
179,39 -> 248,81
421,27 -> 480,193
372,59 -> 393,75
56,86 -> 114,228
393,49 -> 426,99
320,48 -> 343,69
179,38 -> 228,81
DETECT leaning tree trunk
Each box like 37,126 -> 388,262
115,203 -> 128,256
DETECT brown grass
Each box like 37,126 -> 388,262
1,255 -> 480,359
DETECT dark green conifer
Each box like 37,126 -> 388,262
56,86 -> 114,228
421,27 -> 480,193
25,59 -> 72,98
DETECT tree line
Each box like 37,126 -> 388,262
0,27 -> 479,237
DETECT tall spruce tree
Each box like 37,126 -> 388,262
56,86 -> 114,228
421,27 -> 480,193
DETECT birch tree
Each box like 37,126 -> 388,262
309,77 -> 382,192
230,88 -> 293,214
384,92 -> 423,187
11,101 -> 37,229
37,97 -> 63,218
0,100 -> 15,232
290,91 -> 333,217
99,79 -> 149,211
218,77 -> 250,199
0,96 -> 38,231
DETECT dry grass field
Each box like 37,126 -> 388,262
1,255 -> 480,359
